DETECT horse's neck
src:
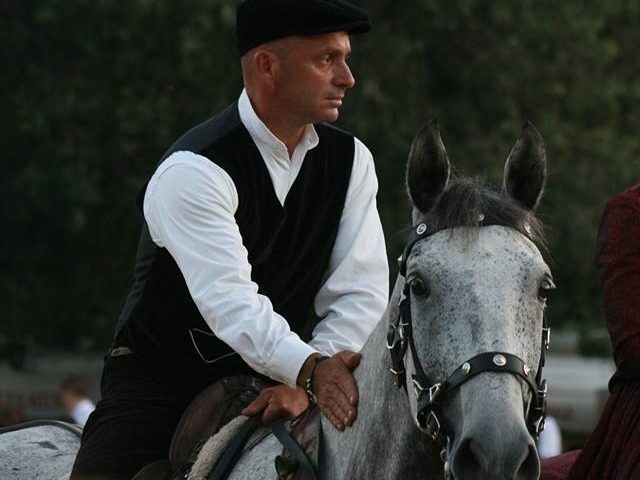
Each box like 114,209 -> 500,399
320,310 -> 441,479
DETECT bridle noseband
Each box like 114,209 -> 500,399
388,221 -> 550,463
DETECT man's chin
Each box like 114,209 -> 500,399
319,108 -> 340,123
305,107 -> 341,125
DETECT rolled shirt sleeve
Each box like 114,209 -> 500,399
310,138 -> 389,355
143,151 -> 318,387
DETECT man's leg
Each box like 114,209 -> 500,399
70,355 -> 190,480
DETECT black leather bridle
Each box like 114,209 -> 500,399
388,221 -> 550,472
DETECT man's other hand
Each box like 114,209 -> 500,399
310,351 -> 362,431
241,385 -> 309,424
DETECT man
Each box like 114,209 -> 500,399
71,0 -> 388,478
60,375 -> 96,427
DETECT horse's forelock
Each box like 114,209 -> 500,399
424,177 -> 548,256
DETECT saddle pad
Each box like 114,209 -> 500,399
188,415 -> 252,480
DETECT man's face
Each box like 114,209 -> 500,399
274,31 -> 355,125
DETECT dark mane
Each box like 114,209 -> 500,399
424,177 -> 547,253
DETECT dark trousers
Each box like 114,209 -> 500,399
70,354 -> 193,480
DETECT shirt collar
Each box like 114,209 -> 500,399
238,89 -> 319,161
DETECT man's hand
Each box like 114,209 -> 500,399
298,351 -> 362,431
241,384 -> 309,424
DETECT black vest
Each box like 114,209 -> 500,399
114,102 -> 355,394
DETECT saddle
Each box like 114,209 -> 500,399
132,375 -> 321,480
171,375 -> 271,476
132,375 -> 269,480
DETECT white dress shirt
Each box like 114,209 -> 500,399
143,89 -> 388,387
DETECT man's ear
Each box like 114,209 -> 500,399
253,50 -> 280,89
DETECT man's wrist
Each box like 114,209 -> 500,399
298,354 -> 329,405
296,353 -> 325,388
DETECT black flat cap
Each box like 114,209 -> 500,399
236,0 -> 372,56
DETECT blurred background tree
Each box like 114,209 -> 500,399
2,0 -> 639,366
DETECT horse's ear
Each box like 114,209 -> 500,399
503,121 -> 547,211
406,119 -> 450,214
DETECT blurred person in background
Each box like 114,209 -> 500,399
537,414 -> 562,459
60,375 -> 95,427
568,183 -> 640,479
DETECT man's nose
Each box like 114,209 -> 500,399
334,61 -> 355,89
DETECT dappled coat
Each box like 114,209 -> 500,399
568,184 -> 640,479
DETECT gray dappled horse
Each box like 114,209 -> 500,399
224,120 -> 552,480
0,121 -> 553,480
0,420 -> 81,479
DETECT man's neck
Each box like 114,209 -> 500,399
247,92 -> 308,158
265,120 -> 306,158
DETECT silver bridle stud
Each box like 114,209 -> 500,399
478,213 -> 485,222
523,364 -> 531,376
462,362 -> 471,375
416,223 -> 427,235
493,354 -> 507,367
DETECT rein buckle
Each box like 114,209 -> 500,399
390,368 -> 405,389
386,324 -> 398,350
536,379 -> 548,402
428,383 -> 443,404
412,378 -> 426,399
423,411 -> 441,441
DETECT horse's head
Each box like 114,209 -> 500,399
392,120 -> 552,480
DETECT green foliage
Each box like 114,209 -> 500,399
2,0 -> 639,355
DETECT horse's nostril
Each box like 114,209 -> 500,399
451,438 -> 485,478
516,444 -> 540,480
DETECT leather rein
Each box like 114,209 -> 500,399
387,221 -> 550,475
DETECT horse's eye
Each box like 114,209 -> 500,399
409,277 -> 429,296
538,278 -> 556,300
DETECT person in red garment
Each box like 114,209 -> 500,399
565,183 -> 640,479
